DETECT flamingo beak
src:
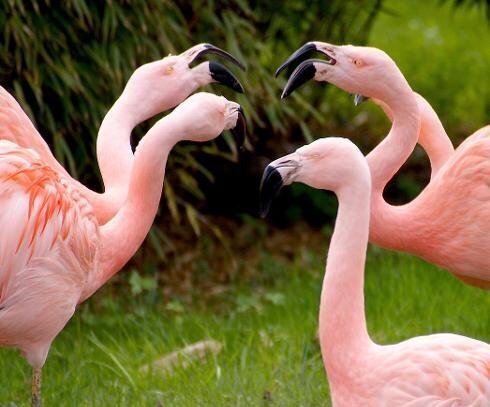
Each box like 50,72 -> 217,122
186,43 -> 245,93
281,59 -> 333,99
230,107 -> 247,147
259,155 -> 300,217
276,42 -> 336,98
191,43 -> 246,71
209,61 -> 244,93
275,42 -> 318,78
354,94 -> 369,106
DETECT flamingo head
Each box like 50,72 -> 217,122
168,92 -> 246,145
121,43 -> 245,123
259,137 -> 369,217
276,42 -> 410,105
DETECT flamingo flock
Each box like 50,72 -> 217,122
0,44 -> 245,406
0,38 -> 489,406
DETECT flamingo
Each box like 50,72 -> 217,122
0,92 -> 245,406
260,137 -> 490,407
0,43 -> 245,224
276,42 -> 455,179
274,42 -> 490,289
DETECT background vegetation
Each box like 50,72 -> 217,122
0,0 -> 378,226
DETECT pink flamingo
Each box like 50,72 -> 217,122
0,92 -> 245,406
276,42 -> 455,179
0,43 -> 244,224
260,137 -> 490,407
275,42 -> 490,288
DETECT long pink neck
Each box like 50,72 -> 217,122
81,116 -> 180,300
52,96 -> 137,226
366,88 -> 423,249
96,95 -> 139,199
413,93 -> 453,177
374,93 -> 453,179
367,90 -> 420,195
47,94 -> 140,225
319,174 -> 373,384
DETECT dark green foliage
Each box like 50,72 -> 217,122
1,1 -> 190,182
0,0 -> 382,251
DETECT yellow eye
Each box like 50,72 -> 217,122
164,64 -> 175,75
353,58 -> 363,67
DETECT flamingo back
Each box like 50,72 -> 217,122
329,334 -> 490,407
375,334 -> 490,407
392,127 -> 490,282
0,87 -> 60,166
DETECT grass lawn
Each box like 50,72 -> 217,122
1,245 -> 489,406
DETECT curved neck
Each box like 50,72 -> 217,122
319,175 -> 373,383
414,93 -> 453,178
368,90 -> 420,194
96,95 -> 139,197
57,96 -> 137,224
374,93 -> 453,180
82,116 -> 181,300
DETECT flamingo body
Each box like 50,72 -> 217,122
0,140 -> 100,367
375,125 -> 490,284
260,137 -> 490,407
0,91 -> 245,405
277,42 -> 490,288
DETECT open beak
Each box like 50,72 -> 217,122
276,42 -> 336,98
259,155 -> 300,217
230,107 -> 247,147
185,43 -> 245,93
281,59 -> 332,99
209,61 -> 244,93
275,42 -> 319,78
190,43 -> 246,70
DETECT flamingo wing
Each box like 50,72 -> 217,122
0,87 -> 69,177
404,126 -> 490,281
0,140 -> 100,366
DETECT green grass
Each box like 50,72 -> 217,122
1,247 -> 489,406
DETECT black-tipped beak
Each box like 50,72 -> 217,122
281,59 -> 318,99
275,42 -> 318,78
209,61 -> 244,93
259,165 -> 284,218
194,43 -> 246,71
231,107 -> 246,147
354,94 -> 369,106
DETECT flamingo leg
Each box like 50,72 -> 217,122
31,366 -> 42,407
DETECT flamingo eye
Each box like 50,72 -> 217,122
163,63 -> 175,75
353,58 -> 364,67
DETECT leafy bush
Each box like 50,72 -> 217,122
0,0 -> 382,253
